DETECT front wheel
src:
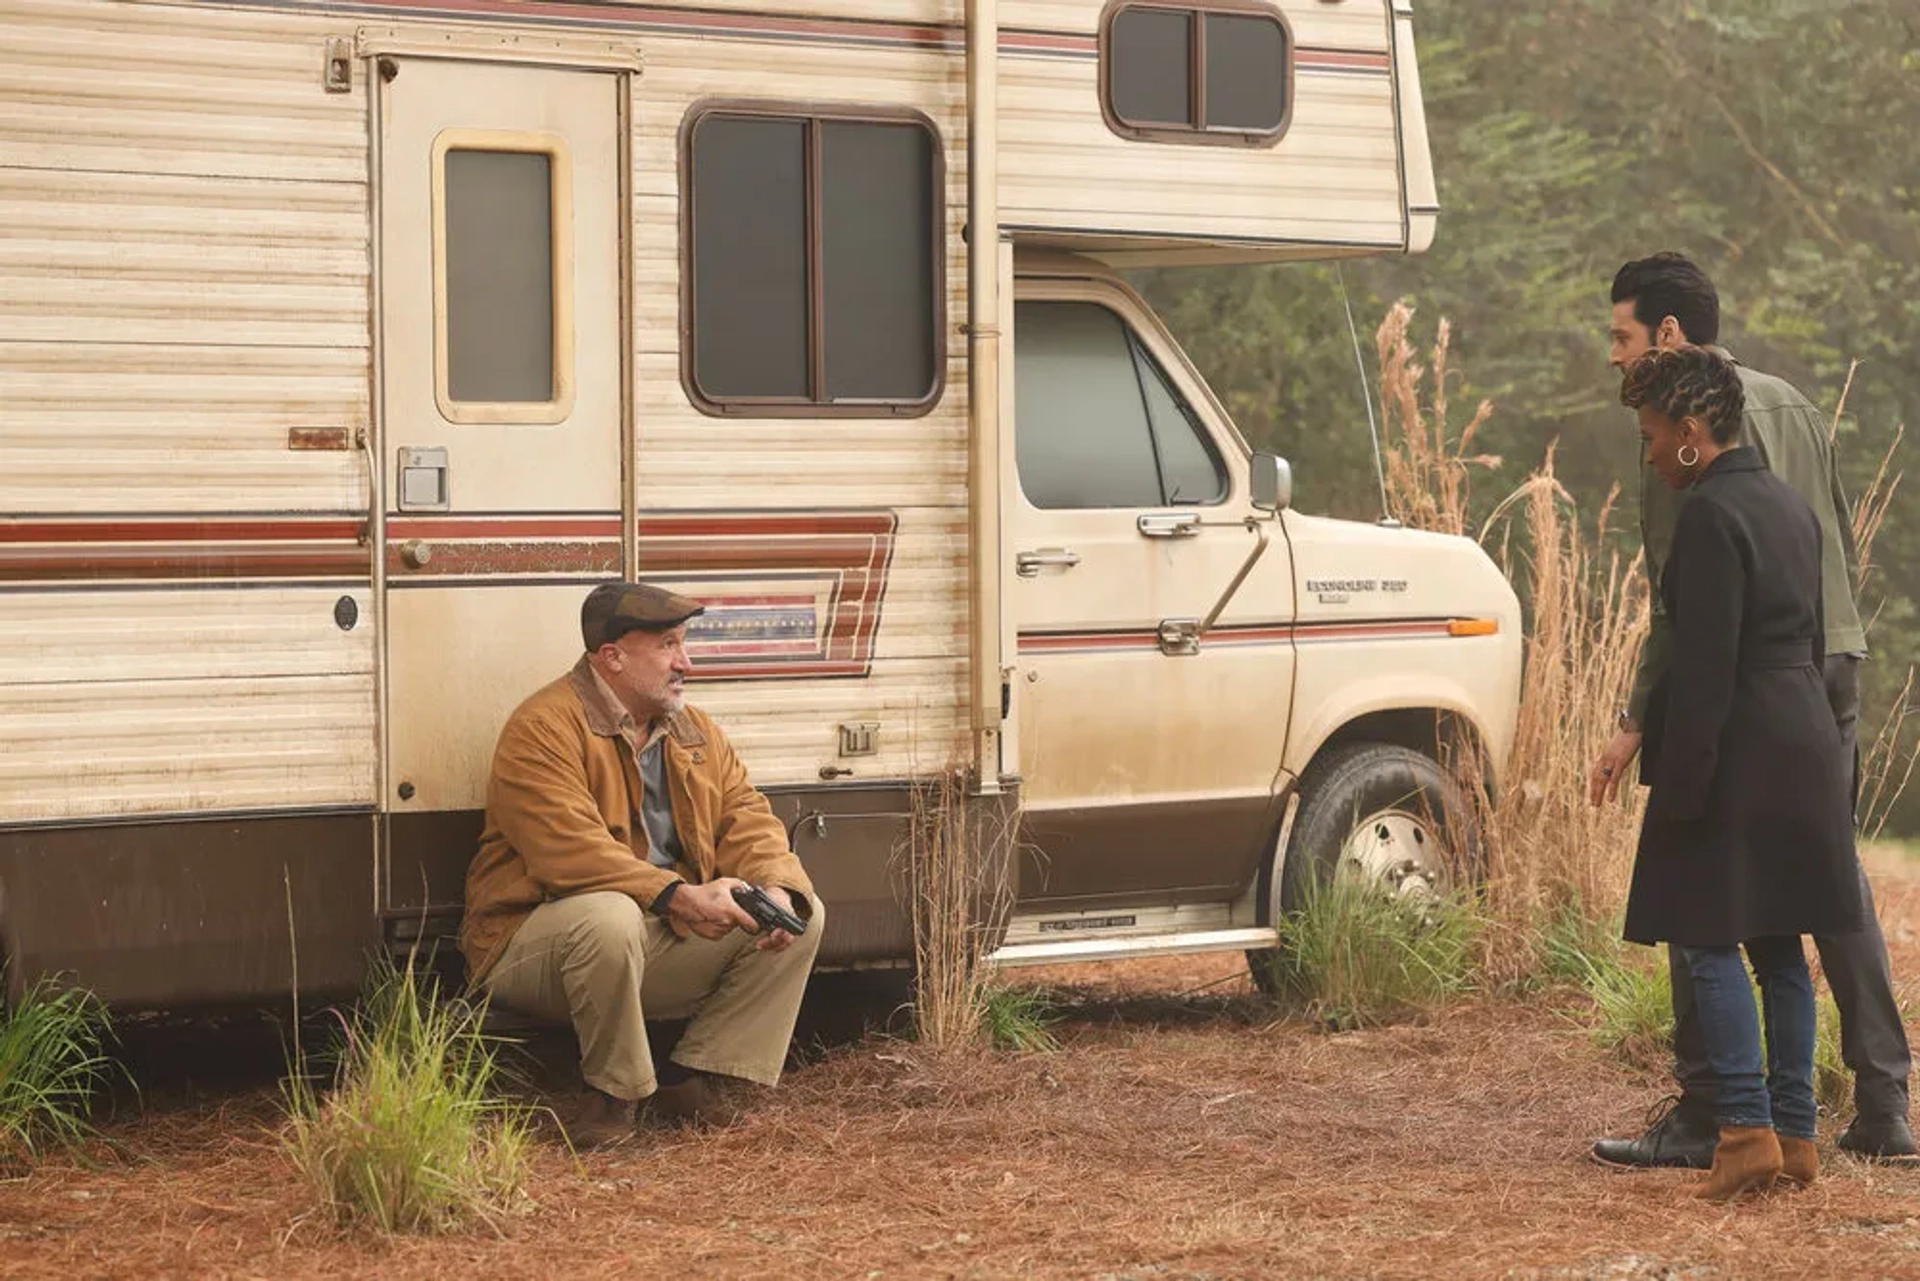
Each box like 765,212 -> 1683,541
1247,741 -> 1476,993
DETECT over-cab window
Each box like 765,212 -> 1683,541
1102,2 -> 1291,145
432,131 -> 576,423
683,104 -> 944,416
1014,301 -> 1227,510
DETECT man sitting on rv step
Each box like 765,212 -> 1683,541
460,581 -> 823,1148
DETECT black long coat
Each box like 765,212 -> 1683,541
1624,448 -> 1863,947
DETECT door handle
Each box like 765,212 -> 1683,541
1137,512 -> 1201,539
1016,548 -> 1081,577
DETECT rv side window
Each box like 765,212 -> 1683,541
684,105 -> 944,416
432,132 -> 576,424
1014,301 -> 1227,510
1103,3 -> 1291,145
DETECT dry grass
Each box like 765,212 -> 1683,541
905,766 -> 1018,1050
1830,357 -> 1919,839
1375,306 -> 1649,981
1375,302 -> 1501,537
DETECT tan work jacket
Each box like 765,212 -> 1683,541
460,657 -> 814,983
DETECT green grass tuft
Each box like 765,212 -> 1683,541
0,975 -> 114,1165
1536,904 -> 1629,990
1264,876 -> 1480,1031
282,954 -> 535,1234
1814,992 -> 1848,1116
978,984 -> 1061,1053
1577,947 -> 1675,1076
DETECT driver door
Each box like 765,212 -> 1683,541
1007,282 -> 1294,910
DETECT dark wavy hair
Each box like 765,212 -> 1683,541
1611,252 -> 1720,345
1618,346 -> 1745,444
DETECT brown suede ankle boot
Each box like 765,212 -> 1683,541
1693,1126 -> 1783,1201
1778,1136 -> 1818,1187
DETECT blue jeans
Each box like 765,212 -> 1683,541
1675,936 -> 1818,1140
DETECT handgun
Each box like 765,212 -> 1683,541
731,884 -> 808,936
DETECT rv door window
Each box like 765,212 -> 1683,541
1103,3 -> 1291,145
684,105 -> 943,416
431,132 -> 576,425
1014,301 -> 1227,510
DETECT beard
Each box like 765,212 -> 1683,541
656,678 -> 688,714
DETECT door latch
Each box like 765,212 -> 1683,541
1157,618 -> 1200,656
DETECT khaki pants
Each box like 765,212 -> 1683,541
482,891 -> 825,1102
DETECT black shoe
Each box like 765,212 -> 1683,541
1838,1113 -> 1920,1163
1591,1095 -> 1718,1170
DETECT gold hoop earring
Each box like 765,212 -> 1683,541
1677,444 -> 1701,468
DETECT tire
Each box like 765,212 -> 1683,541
1247,741 -> 1475,993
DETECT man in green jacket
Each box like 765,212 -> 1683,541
1587,252 -> 1914,1166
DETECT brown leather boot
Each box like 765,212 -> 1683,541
1778,1136 -> 1818,1187
1692,1126 -> 1783,1201
646,1071 -> 750,1129
563,1088 -> 637,1150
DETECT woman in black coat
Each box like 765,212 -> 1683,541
1619,346 -> 1863,1201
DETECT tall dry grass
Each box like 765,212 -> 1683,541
1831,360 -> 1919,841
904,767 -> 1018,1050
1375,304 -> 1501,536
1375,304 -> 1649,980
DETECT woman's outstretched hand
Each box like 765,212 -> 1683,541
1589,730 -> 1643,806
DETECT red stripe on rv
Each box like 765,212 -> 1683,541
1015,619 -> 1461,653
0,519 -> 363,544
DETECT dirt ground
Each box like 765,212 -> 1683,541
7,857 -> 1920,1279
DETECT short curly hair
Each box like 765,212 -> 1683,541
1618,346 -> 1745,445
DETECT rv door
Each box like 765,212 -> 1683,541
375,58 -> 626,909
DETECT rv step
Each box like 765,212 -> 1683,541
986,925 -> 1279,968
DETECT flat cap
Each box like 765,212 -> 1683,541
580,581 -> 706,650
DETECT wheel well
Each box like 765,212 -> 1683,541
1311,709 -> 1495,799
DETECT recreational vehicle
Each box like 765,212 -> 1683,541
0,0 -> 1520,1005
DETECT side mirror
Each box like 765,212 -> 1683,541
1250,452 -> 1292,514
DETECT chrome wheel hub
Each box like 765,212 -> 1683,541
1338,808 -> 1448,899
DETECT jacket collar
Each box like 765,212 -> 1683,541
1698,445 -> 1765,481
566,655 -> 707,747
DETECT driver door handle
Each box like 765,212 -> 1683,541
1016,548 -> 1081,577
1137,512 -> 1201,539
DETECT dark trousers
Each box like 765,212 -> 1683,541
1677,937 -> 1819,1138
1669,655 -> 1913,1119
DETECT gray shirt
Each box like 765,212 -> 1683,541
589,668 -> 686,870
634,733 -> 684,871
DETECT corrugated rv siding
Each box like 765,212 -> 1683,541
0,0 -> 376,822
632,33 -> 973,783
997,0 -> 1406,248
